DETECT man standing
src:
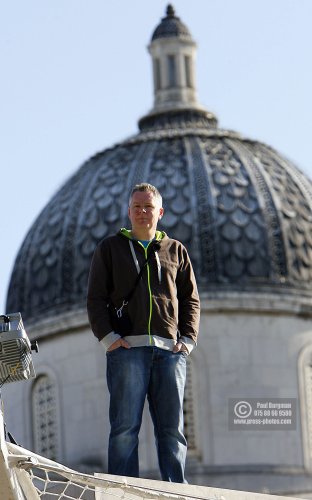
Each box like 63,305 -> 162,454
87,183 -> 200,483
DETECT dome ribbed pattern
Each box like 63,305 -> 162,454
6,118 -> 312,322
6,5 -> 312,321
151,4 -> 193,41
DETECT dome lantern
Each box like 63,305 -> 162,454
139,5 -> 217,131
146,5 -> 207,118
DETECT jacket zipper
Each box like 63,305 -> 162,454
138,241 -> 153,345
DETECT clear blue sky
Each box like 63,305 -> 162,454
1,0 -> 312,314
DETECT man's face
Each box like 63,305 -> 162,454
128,191 -> 164,237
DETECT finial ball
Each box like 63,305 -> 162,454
166,4 -> 175,17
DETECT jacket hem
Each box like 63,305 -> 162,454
122,334 -> 194,353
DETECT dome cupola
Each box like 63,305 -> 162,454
140,4 -> 217,131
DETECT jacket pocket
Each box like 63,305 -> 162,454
152,295 -> 178,334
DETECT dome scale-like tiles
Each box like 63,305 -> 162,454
6,127 -> 312,322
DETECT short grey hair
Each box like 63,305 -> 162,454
129,183 -> 162,206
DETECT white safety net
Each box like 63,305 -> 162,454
7,443 -> 200,500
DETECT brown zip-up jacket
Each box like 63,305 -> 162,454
87,229 -> 200,351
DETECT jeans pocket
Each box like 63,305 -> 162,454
106,346 -> 123,356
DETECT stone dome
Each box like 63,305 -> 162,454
151,4 -> 192,41
6,6 -> 312,323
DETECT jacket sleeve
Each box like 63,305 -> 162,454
176,245 -> 200,348
87,240 -> 121,346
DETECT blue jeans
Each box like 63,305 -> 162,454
106,346 -> 187,482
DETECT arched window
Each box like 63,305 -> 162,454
184,55 -> 193,88
299,344 -> 312,471
32,374 -> 59,461
183,357 -> 199,456
153,58 -> 161,90
167,55 -> 177,87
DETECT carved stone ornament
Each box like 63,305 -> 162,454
6,118 -> 312,322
